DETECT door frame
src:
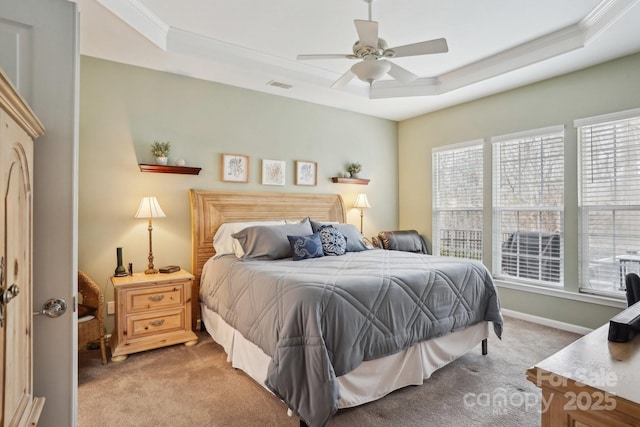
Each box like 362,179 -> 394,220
0,1 -> 79,426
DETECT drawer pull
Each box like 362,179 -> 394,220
149,319 -> 165,327
148,294 -> 165,302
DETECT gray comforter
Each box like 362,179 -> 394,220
200,250 -> 503,427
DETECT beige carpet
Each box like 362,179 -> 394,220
78,316 -> 580,426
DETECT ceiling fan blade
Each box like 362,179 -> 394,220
331,69 -> 355,89
389,38 -> 448,58
354,19 -> 379,47
385,60 -> 418,83
297,54 -> 352,60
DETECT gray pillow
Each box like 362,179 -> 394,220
232,218 -> 313,259
310,219 -> 369,252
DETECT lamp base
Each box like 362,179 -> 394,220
144,268 -> 158,274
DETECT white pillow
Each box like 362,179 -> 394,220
213,220 -> 285,258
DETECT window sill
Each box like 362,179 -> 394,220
495,279 -> 627,309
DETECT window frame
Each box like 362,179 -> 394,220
575,107 -> 640,297
491,125 -> 565,286
432,139 -> 484,261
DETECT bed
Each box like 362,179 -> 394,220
189,189 -> 503,427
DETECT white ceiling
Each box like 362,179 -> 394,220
74,0 -> 640,121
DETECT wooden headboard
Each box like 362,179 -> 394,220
188,189 -> 345,327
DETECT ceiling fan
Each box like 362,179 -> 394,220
297,0 -> 448,88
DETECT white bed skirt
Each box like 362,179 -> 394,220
201,303 -> 488,409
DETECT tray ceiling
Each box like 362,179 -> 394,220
74,0 -> 640,120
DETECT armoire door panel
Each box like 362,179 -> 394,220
3,140 -> 33,426
0,66 -> 42,427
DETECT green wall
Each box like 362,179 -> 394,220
80,52 -> 640,333
79,56 -> 398,332
398,52 -> 640,329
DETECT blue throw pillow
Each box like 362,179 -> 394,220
287,233 -> 324,261
318,225 -> 347,256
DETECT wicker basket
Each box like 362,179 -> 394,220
78,271 -> 107,364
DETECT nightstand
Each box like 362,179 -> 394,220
110,269 -> 198,362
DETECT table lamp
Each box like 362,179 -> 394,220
354,193 -> 371,235
134,196 -> 166,274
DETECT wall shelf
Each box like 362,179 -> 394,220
139,164 -> 201,175
331,177 -> 370,185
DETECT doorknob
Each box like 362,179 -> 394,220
1,283 -> 20,304
33,298 -> 68,318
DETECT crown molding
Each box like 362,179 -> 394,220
97,0 -> 169,49
582,0 -> 639,40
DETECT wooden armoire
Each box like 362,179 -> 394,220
0,68 -> 45,425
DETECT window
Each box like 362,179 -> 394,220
432,140 -> 483,260
576,108 -> 640,297
492,126 -> 564,285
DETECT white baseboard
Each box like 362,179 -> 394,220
501,308 -> 593,335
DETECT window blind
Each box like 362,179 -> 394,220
432,140 -> 483,260
577,112 -> 640,296
492,126 -> 564,285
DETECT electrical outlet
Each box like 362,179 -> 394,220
107,301 -> 115,315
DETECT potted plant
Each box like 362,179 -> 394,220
347,162 -> 362,178
151,141 -> 171,165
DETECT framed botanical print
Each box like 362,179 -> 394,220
295,160 -> 317,186
221,153 -> 249,183
261,159 -> 286,186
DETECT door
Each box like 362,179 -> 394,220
0,98 -> 43,425
0,1 -> 79,426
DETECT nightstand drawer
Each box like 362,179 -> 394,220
126,284 -> 184,312
126,308 -> 185,339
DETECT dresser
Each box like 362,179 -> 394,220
526,324 -> 640,426
110,270 -> 198,361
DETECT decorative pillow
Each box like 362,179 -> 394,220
213,220 -> 285,258
77,304 -> 96,319
318,225 -> 347,256
310,219 -> 369,252
232,218 -> 313,259
287,233 -> 324,261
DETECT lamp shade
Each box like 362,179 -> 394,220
351,59 -> 391,84
354,193 -> 371,209
134,196 -> 166,219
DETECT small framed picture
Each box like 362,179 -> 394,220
221,154 -> 249,183
261,159 -> 286,186
295,161 -> 317,186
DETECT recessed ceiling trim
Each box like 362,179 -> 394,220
168,27 -> 313,74
369,0 -> 637,99
166,26 -> 356,89
435,25 -> 586,94
98,0 -> 638,100
97,0 -> 169,49
369,78 -> 441,99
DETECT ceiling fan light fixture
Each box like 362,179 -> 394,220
351,59 -> 390,84
297,0 -> 448,90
